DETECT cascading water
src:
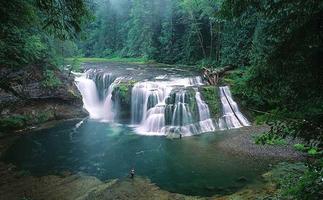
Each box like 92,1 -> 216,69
131,82 -> 170,125
195,90 -> 216,133
218,86 -> 250,129
102,77 -> 124,121
171,90 -> 193,126
132,77 -> 204,136
75,75 -> 103,119
75,68 -> 250,137
74,69 -> 122,121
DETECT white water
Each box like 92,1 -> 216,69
195,90 -> 216,132
75,75 -> 103,119
75,69 -> 250,136
102,77 -> 124,121
131,81 -> 170,125
132,77 -> 205,136
219,86 -> 250,129
74,70 -> 122,121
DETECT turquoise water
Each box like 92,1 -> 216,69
4,119 -> 271,196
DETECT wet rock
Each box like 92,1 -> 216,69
205,186 -> 215,191
0,65 -> 87,131
237,176 -> 248,182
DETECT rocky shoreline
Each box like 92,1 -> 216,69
0,65 -> 87,133
217,125 -> 305,161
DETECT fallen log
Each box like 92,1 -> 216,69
202,65 -> 234,85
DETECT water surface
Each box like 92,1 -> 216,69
4,119 -> 271,196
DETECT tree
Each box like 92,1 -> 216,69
0,0 -> 90,68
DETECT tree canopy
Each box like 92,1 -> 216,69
0,0 -> 90,68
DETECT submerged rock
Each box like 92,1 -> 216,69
237,176 -> 248,182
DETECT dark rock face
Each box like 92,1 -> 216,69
0,66 -> 87,131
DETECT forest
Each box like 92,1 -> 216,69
0,0 -> 322,199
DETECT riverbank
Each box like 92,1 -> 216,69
217,125 -> 305,160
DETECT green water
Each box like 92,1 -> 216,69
4,119 -> 271,196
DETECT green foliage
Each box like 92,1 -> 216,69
266,119 -> 323,147
65,57 -> 150,64
0,0 -> 90,68
219,0 -> 323,145
220,7 -> 257,67
197,59 -> 220,70
294,143 -> 308,152
307,148 -> 319,156
254,133 -> 286,145
35,110 -> 55,124
77,0 -> 223,64
0,110 -> 56,132
113,81 -> 136,106
270,161 -> 323,200
70,58 -> 82,72
0,115 -> 27,131
115,85 -> 130,105
200,86 -> 220,119
222,68 -> 266,111
42,70 -> 62,88
294,144 -> 321,156
36,0 -> 90,40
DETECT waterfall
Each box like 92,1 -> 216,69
75,68 -> 250,136
136,105 -> 166,135
171,90 -> 193,126
102,77 -> 124,121
131,82 -> 169,124
74,70 -> 122,121
132,77 -> 205,136
75,75 -> 103,119
195,90 -> 216,133
219,86 -> 250,129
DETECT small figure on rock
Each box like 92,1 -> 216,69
179,133 -> 182,139
130,168 -> 135,179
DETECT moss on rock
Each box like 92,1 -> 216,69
200,86 -> 221,119
112,80 -> 136,120
0,115 -> 27,131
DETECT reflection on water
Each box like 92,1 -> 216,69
4,119 -> 270,196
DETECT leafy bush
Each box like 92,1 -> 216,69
271,161 -> 323,200
42,70 -> 62,88
267,119 -> 323,147
294,143 -> 308,152
294,143 -> 321,156
113,81 -> 136,106
307,148 -> 319,156
0,115 -> 27,130
254,132 -> 286,145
